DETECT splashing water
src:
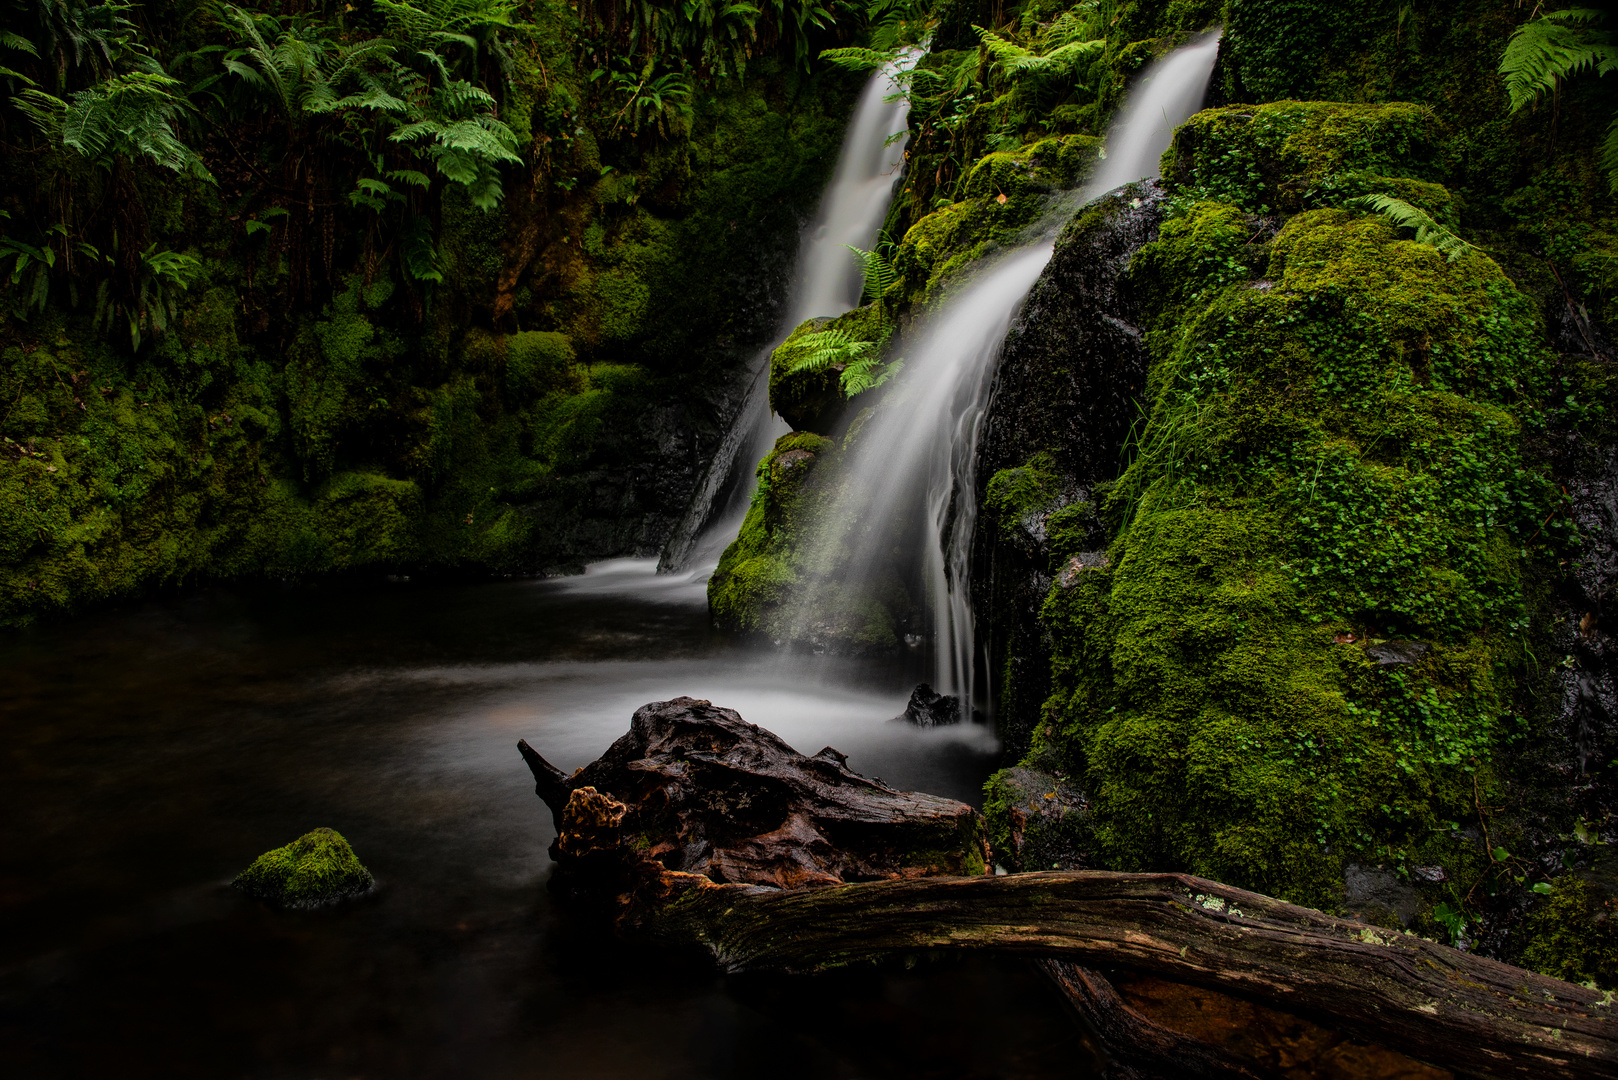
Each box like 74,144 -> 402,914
788,33 -> 1222,715
660,51 -> 919,573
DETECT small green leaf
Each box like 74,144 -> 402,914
1531,882 -> 1554,895
1492,846 -> 1510,862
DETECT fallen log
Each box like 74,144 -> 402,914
519,698 -> 1618,1079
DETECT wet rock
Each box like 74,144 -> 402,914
518,697 -> 989,927
970,183 -> 1166,756
233,827 -> 374,909
892,683 -> 972,727
1056,552 -> 1111,589
1343,863 -> 1420,927
1363,640 -> 1429,666
984,766 -> 1093,872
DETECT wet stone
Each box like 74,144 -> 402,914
1363,640 -> 1429,666
1343,863 -> 1421,927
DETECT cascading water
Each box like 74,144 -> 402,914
793,33 -> 1222,716
659,51 -> 919,573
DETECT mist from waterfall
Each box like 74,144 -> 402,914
791,33 -> 1222,715
659,52 -> 919,573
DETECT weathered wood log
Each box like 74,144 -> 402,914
519,699 -> 1618,1079
644,870 -> 1616,1080
518,696 -> 989,920
1035,959 -> 1282,1080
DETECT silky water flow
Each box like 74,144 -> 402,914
659,50 -> 919,574
784,33 -> 1223,717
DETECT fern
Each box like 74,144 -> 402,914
16,72 -> 208,178
1350,194 -> 1476,261
1500,8 -> 1617,112
844,239 -> 895,303
818,46 -> 898,72
784,328 -> 876,375
782,328 -> 898,398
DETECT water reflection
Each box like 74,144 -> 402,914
0,563 -> 1095,1078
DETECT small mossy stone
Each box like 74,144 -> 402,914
233,827 -> 374,909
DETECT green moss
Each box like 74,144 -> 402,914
506,331 -> 579,401
894,135 -> 1103,306
1163,102 -> 1442,213
1519,874 -> 1618,990
233,827 -> 375,909
1016,185 -> 1559,908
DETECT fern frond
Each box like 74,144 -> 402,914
1500,8 -> 1617,112
845,243 -> 895,303
784,328 -> 876,375
1350,194 -> 1477,261
818,46 -> 895,72
841,357 -> 902,397
1603,116 -> 1618,195
975,27 -> 1034,68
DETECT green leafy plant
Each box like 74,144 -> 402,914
783,327 -> 900,398
16,70 -> 209,177
1499,7 -> 1618,192
1349,193 -> 1476,261
92,243 -> 203,350
845,233 -> 896,302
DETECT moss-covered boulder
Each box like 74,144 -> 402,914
1162,101 -> 1444,213
768,302 -> 892,434
892,134 -> 1102,306
233,828 -> 375,909
708,428 -> 917,650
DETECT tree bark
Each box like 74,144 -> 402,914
635,869 -> 1616,1079
1034,959 -> 1283,1080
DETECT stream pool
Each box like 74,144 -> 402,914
0,560 -> 1098,1078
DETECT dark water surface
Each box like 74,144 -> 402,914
0,560 -> 1095,1078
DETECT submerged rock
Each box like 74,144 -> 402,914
233,827 -> 374,909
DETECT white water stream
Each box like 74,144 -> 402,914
796,33 -> 1223,714
660,52 -> 919,572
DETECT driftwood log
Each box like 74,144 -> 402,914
520,698 -> 1618,1079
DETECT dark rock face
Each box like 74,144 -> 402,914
1362,640 -> 1430,666
892,683 -> 976,727
1343,864 -> 1422,927
971,183 -> 1167,754
518,697 -> 989,929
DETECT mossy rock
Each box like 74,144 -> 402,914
1163,102 -> 1442,213
1519,861 -> 1618,991
769,303 -> 892,434
1009,184 -> 1560,907
233,827 -> 375,909
893,135 -> 1102,307
506,331 -> 579,401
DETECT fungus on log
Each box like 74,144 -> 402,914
520,699 -> 1618,1080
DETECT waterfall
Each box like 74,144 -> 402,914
794,33 -> 1222,715
659,52 -> 919,573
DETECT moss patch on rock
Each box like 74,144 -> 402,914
1519,863 -> 1618,991
233,827 -> 374,909
1009,181 -> 1563,908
